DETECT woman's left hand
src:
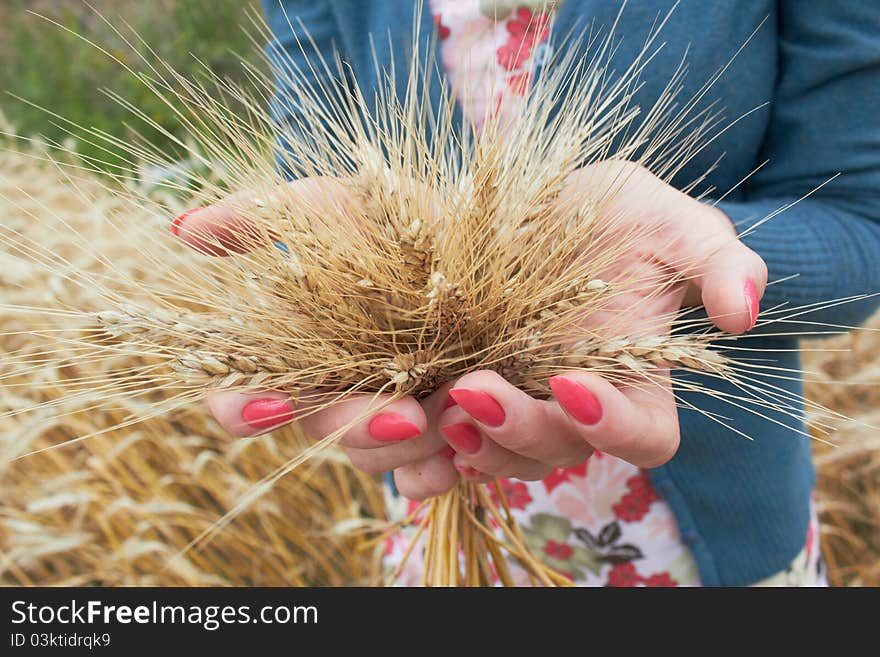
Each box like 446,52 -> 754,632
392,162 -> 768,496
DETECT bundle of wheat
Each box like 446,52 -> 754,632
0,123 -> 385,586
2,130 -> 876,587
1,8 -> 871,586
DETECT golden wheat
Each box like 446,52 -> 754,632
0,129 -> 386,585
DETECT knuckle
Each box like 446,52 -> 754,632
623,160 -> 648,177
496,428 -> 540,455
519,466 -> 554,482
638,431 -> 680,469
345,449 -> 386,476
552,451 -> 591,469
495,404 -> 553,454
454,369 -> 506,390
596,159 -> 642,176
479,451 -> 518,477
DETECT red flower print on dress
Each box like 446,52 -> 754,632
506,8 -> 550,47
626,471 -> 660,502
496,8 -> 550,71
489,478 -> 533,510
434,14 -> 451,40
507,71 -> 531,96
544,540 -> 574,561
542,460 -> 589,494
612,470 -> 660,521
613,492 -> 651,522
607,561 -> 677,587
607,562 -> 640,587
643,572 -> 678,587
805,520 -> 815,561
497,41 -> 532,71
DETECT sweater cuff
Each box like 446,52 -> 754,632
713,198 -> 880,331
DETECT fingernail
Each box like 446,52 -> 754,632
448,388 -> 505,426
744,279 -> 759,330
241,398 -> 295,430
442,395 -> 457,410
548,376 -> 602,425
170,207 -> 204,237
438,445 -> 456,460
440,422 -> 482,454
368,413 -> 422,442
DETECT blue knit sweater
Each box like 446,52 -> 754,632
261,0 -> 880,585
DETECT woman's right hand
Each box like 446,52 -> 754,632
172,177 -> 462,497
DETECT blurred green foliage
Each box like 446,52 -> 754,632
0,0 -> 268,171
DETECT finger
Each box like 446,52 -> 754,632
567,163 -> 767,334
439,406 -> 562,479
339,383 -> 467,475
335,383 -> 467,476
393,451 -> 460,501
419,380 -> 460,421
695,237 -> 767,335
205,389 -> 295,437
170,177 -> 350,256
341,436 -> 450,476
170,204 -> 275,256
205,388 -> 430,451
548,372 -> 679,468
445,370 -> 593,467
297,394 -> 427,449
663,202 -> 768,334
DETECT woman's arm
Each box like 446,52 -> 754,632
262,0 -> 345,179
716,1 -> 880,328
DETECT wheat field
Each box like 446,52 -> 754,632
0,118 -> 877,587
0,126 -> 388,586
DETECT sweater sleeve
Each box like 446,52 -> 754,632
715,1 -> 880,329
261,0 -> 346,179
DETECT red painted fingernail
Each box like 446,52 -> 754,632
456,464 -> 480,477
440,422 -> 482,454
170,207 -> 204,237
438,445 -> 456,460
241,398 -> 295,430
448,388 -> 505,426
548,376 -> 602,425
368,413 -> 422,442
442,395 -> 457,410
744,279 -> 759,331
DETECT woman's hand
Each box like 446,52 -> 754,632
173,176 -> 457,495
174,163 -> 767,500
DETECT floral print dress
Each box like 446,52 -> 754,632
383,0 -> 825,587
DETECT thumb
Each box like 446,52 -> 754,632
660,200 -> 768,334
170,176 -> 353,256
170,203 -> 277,257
